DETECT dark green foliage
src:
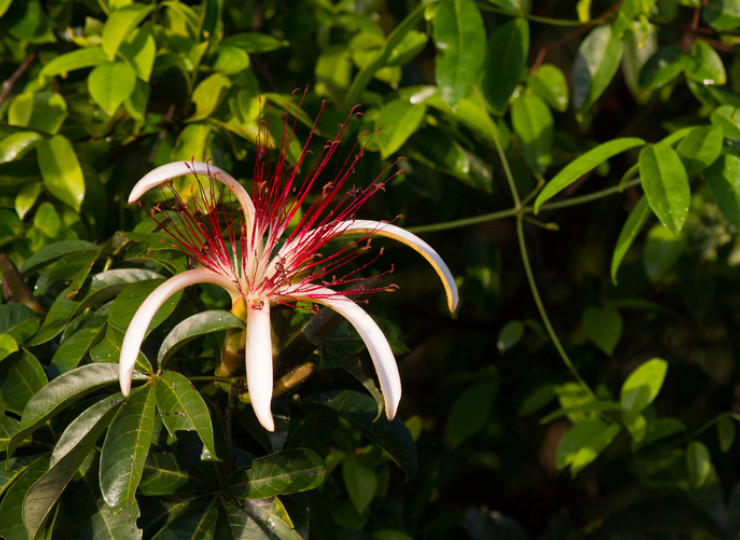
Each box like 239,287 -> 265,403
2,0 -> 740,538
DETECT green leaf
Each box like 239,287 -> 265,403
188,73 -> 232,122
639,143 -> 690,235
119,27 -> 155,81
346,4 -> 426,105
497,320 -> 524,352
703,0 -> 740,30
75,268 -> 163,316
446,382 -> 497,447
433,0 -> 486,108
511,93 -> 553,176
23,396 -> 123,539
34,249 -> 98,297
39,46 -> 109,78
305,390 -> 418,476
582,306 -> 622,355
108,279 -> 182,334
639,46 -> 684,91
534,138 -> 645,213
620,358 -> 668,413
611,196 -> 651,284
37,135 -> 86,211
150,498 -> 218,539
102,3 -> 154,60
686,441 -> 712,489
0,131 -> 42,164
100,384 -> 156,510
139,451 -> 209,496
342,457 -> 377,515
529,64 -> 569,112
158,310 -> 244,366
15,183 -> 42,219
171,123 -> 212,162
572,24 -> 623,115
643,223 -> 687,282
717,416 -> 735,453
0,333 -> 19,362
49,322 -> 106,376
480,18 -> 529,113
710,105 -> 740,140
88,61 -> 137,115
706,158 -> 740,228
7,363 -> 141,458
217,498 -> 302,540
50,393 -> 124,467
0,457 -> 50,540
682,40 -> 726,85
213,45 -> 250,74
229,448 -> 326,499
0,304 -> 39,343
20,240 -> 98,275
555,420 -> 620,475
221,32 -> 289,52
0,414 -> 19,454
623,411 -> 647,442
8,91 -> 67,135
0,349 -> 47,416
155,371 -> 218,460
28,291 -> 78,346
374,100 -> 426,159
676,125 -> 724,175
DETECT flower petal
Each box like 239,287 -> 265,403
128,161 -> 256,231
334,220 -> 459,313
119,269 -> 240,396
292,288 -> 402,420
245,300 -> 275,431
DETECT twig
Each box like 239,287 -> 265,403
0,52 -> 37,107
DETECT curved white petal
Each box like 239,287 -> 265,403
245,300 -> 275,431
128,161 -> 256,232
276,220 -> 458,313
292,288 -> 401,420
119,269 -> 240,396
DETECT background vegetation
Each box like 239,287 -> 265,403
1,0 -> 740,538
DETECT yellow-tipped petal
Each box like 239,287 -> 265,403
119,269 -> 240,396
293,288 -> 401,420
336,220 -> 459,313
128,161 -> 256,233
245,300 -> 275,431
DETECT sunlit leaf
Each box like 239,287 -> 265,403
534,138 -> 645,213
555,420 -> 620,475
572,24 -> 623,115
433,0 -> 486,108
639,143 -> 690,235
39,47 -> 108,79
682,40 -> 726,85
375,100 -> 426,159
88,61 -> 137,115
0,131 -> 42,164
102,3 -> 154,60
37,135 -> 86,211
620,358 -> 668,413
